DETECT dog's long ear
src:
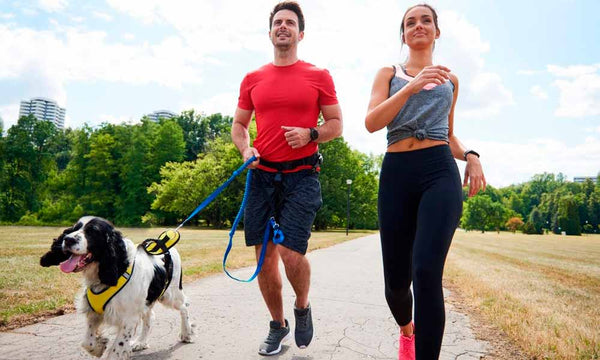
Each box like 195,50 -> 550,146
97,225 -> 128,286
40,227 -> 73,267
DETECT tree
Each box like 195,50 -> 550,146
556,195 -> 581,235
529,206 -> 544,234
0,115 -> 56,221
461,195 -> 493,232
506,217 -> 524,233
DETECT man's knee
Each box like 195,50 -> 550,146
278,246 -> 304,268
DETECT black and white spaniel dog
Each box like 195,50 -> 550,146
40,216 -> 193,359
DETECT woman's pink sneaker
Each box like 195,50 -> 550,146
398,323 -> 415,360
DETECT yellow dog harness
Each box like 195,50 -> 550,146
86,262 -> 135,314
85,230 -> 180,314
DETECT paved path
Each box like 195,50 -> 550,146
0,235 -> 490,359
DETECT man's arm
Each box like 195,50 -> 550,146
281,103 -> 343,148
231,107 -> 260,168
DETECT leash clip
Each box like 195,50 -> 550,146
269,217 -> 285,244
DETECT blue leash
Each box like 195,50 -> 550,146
174,155 -> 284,282
175,156 -> 258,231
223,170 -> 284,282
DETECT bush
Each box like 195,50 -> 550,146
522,221 -> 540,234
506,217 -> 524,233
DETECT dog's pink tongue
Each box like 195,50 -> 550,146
59,254 -> 83,273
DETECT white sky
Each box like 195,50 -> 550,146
1,0 -> 599,187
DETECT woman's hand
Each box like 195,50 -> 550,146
463,154 -> 486,197
407,65 -> 451,94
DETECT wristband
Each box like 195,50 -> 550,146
463,149 -> 480,161
309,127 -> 319,142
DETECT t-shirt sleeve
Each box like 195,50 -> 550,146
237,74 -> 254,110
318,69 -> 339,106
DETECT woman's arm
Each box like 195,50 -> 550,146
446,73 -> 486,197
365,65 -> 452,133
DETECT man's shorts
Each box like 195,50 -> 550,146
244,168 -> 322,255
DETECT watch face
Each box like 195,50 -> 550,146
310,128 -> 318,141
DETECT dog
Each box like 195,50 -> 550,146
40,216 -> 193,359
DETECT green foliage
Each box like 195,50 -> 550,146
314,138 -> 379,230
0,113 -> 597,234
149,137 -> 244,228
461,195 -> 509,233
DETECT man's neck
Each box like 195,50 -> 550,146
273,47 -> 299,66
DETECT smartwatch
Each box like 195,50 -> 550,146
309,127 -> 319,142
463,149 -> 480,161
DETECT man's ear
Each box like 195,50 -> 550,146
435,28 -> 440,39
298,31 -> 304,42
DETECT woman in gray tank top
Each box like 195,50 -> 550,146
364,4 -> 486,360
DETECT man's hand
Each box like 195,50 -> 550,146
242,147 -> 260,169
282,126 -> 312,149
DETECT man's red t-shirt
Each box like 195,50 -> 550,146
237,60 -> 338,162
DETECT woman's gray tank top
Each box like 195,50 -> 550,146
387,64 -> 454,146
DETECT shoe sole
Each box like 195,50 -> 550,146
258,332 -> 291,356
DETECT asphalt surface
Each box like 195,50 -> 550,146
0,234 -> 490,359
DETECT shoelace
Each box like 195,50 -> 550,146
296,311 -> 309,328
266,327 -> 286,344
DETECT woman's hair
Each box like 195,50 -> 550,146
400,3 -> 439,42
269,1 -> 305,32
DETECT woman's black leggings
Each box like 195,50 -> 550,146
378,145 -> 463,359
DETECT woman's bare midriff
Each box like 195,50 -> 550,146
386,137 -> 447,153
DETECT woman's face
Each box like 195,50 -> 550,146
402,6 -> 439,50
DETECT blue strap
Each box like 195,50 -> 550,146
175,156 -> 257,231
223,170 -> 285,282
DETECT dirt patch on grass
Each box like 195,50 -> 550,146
0,304 -> 76,332
444,280 -> 529,360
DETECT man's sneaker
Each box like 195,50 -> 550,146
258,319 -> 290,356
294,303 -> 313,348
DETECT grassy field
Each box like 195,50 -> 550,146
445,231 -> 600,360
3,227 -> 599,358
0,225 -> 374,330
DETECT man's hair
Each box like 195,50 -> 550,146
269,1 -> 305,32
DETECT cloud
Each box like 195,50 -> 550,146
38,0 -> 68,12
548,64 -> 600,118
92,11 -> 113,22
0,23 -> 207,106
123,33 -> 135,41
187,92 -> 238,117
0,13 -> 15,20
530,85 -> 548,100
517,69 -> 542,75
455,136 -> 600,187
0,103 -> 19,131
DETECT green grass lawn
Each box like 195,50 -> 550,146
0,226 -> 374,330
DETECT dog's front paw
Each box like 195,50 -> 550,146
83,336 -> 109,357
131,342 -> 149,352
179,332 -> 194,343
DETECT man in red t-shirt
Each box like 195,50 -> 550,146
231,1 -> 342,356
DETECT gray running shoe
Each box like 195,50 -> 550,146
258,319 -> 290,356
294,303 -> 313,348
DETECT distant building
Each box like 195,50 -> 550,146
146,110 -> 177,122
19,97 -> 66,129
573,176 -> 596,183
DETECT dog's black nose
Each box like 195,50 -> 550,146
64,235 -> 78,247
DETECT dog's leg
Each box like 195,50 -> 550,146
175,292 -> 194,343
82,312 -> 108,357
102,322 -> 136,360
131,309 -> 153,352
